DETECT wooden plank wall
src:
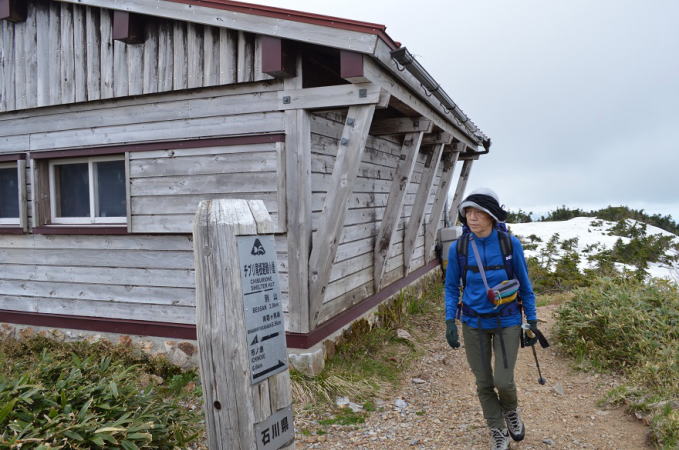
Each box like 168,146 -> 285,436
0,0 -> 272,113
310,113 -> 442,324
128,143 -> 281,233
0,234 -> 290,324
0,83 -> 292,326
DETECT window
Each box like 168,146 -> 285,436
49,156 -> 127,224
0,162 -> 20,225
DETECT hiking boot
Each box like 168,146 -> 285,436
503,409 -> 525,441
489,427 -> 510,450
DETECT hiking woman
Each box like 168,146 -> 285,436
444,188 -> 541,450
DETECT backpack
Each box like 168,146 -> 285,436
456,224 -> 515,289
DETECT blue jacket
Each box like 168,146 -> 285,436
444,229 -> 537,328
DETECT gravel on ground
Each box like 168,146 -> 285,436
294,304 -> 650,449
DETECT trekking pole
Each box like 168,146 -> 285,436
522,323 -> 546,385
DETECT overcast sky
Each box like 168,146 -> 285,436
257,0 -> 679,221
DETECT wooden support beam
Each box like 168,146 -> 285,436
370,117 -> 432,136
448,159 -> 474,225
372,39 -> 482,147
284,57 -> 311,334
403,143 -> 444,274
373,131 -> 424,291
459,152 -> 481,161
361,58 -> 478,149
260,36 -> 296,78
278,83 -> 387,111
308,104 -> 376,328
113,11 -> 145,44
424,142 -> 463,262
340,50 -> 368,83
57,0 -> 379,54
0,0 -> 26,22
422,131 -> 453,145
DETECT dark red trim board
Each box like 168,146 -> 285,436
0,227 -> 24,234
0,153 -> 26,162
0,311 -> 197,340
30,134 -> 286,160
32,226 -> 129,235
0,260 -> 439,348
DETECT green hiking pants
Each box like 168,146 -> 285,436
462,324 -> 521,429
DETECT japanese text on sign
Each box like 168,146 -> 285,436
238,235 -> 288,384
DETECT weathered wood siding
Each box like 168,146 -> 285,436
0,234 -> 289,324
0,0 -> 272,113
0,82 -> 292,325
0,234 -> 196,323
128,142 -> 283,233
310,113 -> 442,323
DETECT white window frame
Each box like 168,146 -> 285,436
0,162 -> 22,226
49,155 -> 127,225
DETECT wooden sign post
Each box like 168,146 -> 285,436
193,199 -> 294,450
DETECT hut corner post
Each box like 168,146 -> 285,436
193,199 -> 294,450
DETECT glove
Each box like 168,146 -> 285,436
445,319 -> 460,349
524,320 -> 539,347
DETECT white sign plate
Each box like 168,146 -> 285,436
254,405 -> 294,450
238,235 -> 288,384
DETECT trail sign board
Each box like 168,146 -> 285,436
238,235 -> 288,384
254,405 -> 294,450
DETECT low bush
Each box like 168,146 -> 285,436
555,277 -> 679,448
539,205 -> 679,236
0,337 -> 203,449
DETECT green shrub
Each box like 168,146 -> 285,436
506,209 -> 533,223
555,277 -> 679,447
0,338 -> 202,449
538,205 -> 679,235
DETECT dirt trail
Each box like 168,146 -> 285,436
296,304 -> 650,449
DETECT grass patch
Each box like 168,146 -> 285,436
536,291 -> 575,307
0,335 -> 203,448
555,277 -> 679,448
292,274 -> 443,434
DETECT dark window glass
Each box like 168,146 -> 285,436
56,163 -> 90,217
96,160 -> 126,217
0,167 -> 19,218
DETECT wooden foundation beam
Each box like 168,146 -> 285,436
448,159 -> 474,225
112,11 -> 145,44
260,36 -> 296,78
424,142 -> 464,262
0,0 -> 26,22
373,131 -> 425,291
403,143 -> 444,274
370,117 -> 432,136
308,104 -> 376,328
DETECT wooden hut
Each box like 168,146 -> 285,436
0,0 -> 489,369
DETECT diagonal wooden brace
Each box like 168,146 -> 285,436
308,104 -> 376,329
373,131 -> 424,291
424,142 -> 464,262
403,143 -> 445,274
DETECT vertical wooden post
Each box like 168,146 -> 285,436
284,56 -> 311,334
194,199 -> 294,450
448,158 -> 474,225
